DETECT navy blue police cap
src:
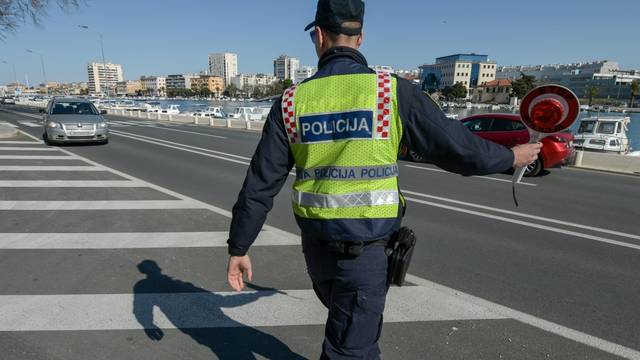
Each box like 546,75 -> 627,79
304,0 -> 365,36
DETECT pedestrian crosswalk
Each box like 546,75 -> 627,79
1,128 -> 637,360
0,130 -> 508,358
17,121 -> 41,128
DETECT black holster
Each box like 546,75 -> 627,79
386,227 -> 416,287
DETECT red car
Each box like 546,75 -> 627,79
461,114 -> 574,177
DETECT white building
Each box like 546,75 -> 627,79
140,76 -> 166,96
496,60 -> 619,81
295,66 -> 317,84
166,74 -> 198,90
274,55 -> 300,81
208,53 -> 238,88
231,74 -> 278,90
419,54 -> 496,95
495,60 -> 625,98
87,62 -> 124,95
370,65 -> 395,73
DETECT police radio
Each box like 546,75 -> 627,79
512,85 -> 580,206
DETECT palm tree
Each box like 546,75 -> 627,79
630,80 -> 639,109
587,86 -> 598,107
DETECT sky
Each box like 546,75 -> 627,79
0,0 -> 638,85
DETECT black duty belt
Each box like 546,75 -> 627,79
324,239 -> 388,257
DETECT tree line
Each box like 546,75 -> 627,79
165,79 -> 294,99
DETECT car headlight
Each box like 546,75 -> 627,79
98,122 -> 108,129
46,121 -> 60,128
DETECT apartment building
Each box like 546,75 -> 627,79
208,53 -> 238,88
87,62 -> 124,94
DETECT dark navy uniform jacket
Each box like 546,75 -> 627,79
227,47 -> 514,256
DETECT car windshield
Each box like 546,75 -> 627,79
51,102 -> 98,115
463,118 -> 493,132
596,122 -> 616,135
577,121 -> 595,134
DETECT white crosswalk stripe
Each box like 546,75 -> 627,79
0,200 -> 204,210
0,180 -> 144,187
0,287 -> 505,332
18,121 -> 42,127
0,155 -> 73,159
0,231 -> 299,249
0,121 -> 18,128
0,147 -> 57,151
0,166 -> 105,171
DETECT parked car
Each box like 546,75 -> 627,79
42,98 -> 109,145
1,97 -> 16,105
460,114 -> 574,176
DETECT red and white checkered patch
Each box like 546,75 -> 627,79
282,86 -> 298,144
375,70 -> 392,140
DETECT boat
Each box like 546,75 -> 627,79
111,100 -> 147,111
572,116 -> 632,154
229,107 -> 266,121
144,102 -> 161,113
192,106 -> 226,119
159,105 -> 181,115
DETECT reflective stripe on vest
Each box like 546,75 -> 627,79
295,164 -> 399,181
292,190 -> 399,209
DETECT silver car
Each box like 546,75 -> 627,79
42,98 -> 109,145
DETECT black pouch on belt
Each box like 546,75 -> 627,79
386,227 -> 417,287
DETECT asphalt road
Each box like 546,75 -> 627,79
0,105 -> 638,360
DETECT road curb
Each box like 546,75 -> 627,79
566,165 -> 640,177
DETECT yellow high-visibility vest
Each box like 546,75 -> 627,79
282,70 -> 403,220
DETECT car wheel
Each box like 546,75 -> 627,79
99,138 -> 109,145
42,132 -> 53,146
524,158 -> 543,177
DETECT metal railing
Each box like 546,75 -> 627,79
106,109 -> 265,131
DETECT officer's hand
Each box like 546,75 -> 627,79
512,143 -> 542,168
227,255 -> 253,292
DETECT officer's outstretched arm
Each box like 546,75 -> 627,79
396,78 -> 514,176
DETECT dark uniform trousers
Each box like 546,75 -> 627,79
302,235 -> 390,360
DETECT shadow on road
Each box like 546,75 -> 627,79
133,260 -> 307,360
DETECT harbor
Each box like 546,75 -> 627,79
8,96 -> 640,155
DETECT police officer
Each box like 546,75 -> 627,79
226,1 -> 542,358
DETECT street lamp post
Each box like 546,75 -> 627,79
78,25 -> 106,66
25,49 -> 48,95
79,25 -> 111,96
1,61 -> 18,84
